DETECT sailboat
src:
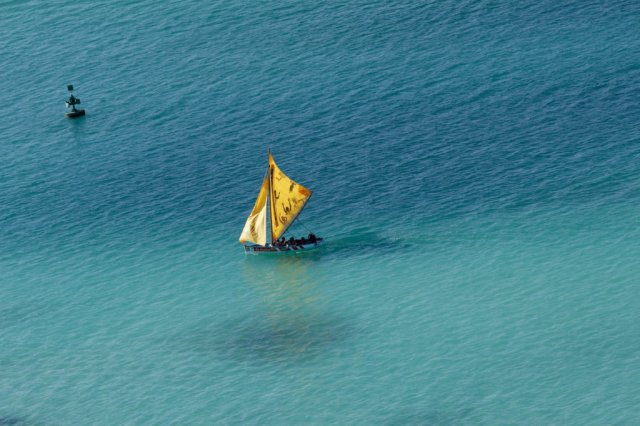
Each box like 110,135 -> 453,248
239,150 -> 323,253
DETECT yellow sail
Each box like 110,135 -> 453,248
239,174 -> 269,246
269,151 -> 312,242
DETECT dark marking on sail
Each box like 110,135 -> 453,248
271,194 -> 280,228
299,187 -> 311,196
250,217 -> 258,240
269,167 -> 280,228
282,199 -> 292,214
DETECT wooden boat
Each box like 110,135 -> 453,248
244,238 -> 324,253
240,150 -> 323,254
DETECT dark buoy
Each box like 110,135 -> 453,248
65,84 -> 85,118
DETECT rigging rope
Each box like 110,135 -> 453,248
295,218 -> 313,234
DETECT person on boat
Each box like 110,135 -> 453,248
288,237 -> 295,246
276,237 -> 285,246
299,237 -> 307,245
308,233 -> 317,243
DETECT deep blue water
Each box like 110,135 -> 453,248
1,0 -> 639,424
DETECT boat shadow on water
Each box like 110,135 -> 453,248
200,312 -> 356,365
0,416 -> 32,426
379,407 -> 476,426
189,255 -> 359,365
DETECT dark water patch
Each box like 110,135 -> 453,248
0,416 -> 32,426
381,408 -> 475,426
320,228 -> 413,260
0,301 -> 52,329
187,312 -> 356,365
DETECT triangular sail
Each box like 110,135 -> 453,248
239,174 -> 269,246
269,152 -> 312,242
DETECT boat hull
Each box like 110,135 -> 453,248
244,239 -> 323,254
65,109 -> 85,118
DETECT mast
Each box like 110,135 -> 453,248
268,148 -> 278,244
266,150 -> 272,246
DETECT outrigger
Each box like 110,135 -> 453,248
64,85 -> 85,118
239,150 -> 323,253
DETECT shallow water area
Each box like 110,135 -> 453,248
1,0 -> 639,424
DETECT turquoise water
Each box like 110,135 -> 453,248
1,1 -> 639,424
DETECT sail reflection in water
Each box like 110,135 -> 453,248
244,255 -> 326,329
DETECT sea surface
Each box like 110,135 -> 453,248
1,0 -> 639,424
